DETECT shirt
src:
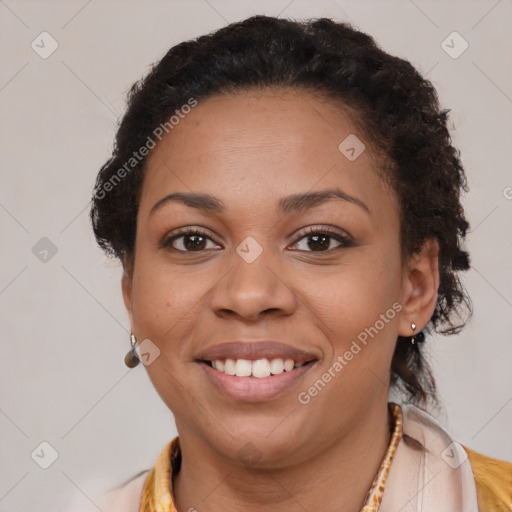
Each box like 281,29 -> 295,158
71,401 -> 512,512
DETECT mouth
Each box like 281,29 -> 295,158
200,357 -> 316,378
195,341 -> 319,402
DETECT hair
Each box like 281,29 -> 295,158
90,15 -> 472,408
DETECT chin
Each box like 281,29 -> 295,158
204,415 -> 313,469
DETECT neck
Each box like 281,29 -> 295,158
174,400 -> 393,512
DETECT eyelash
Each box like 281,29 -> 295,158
160,225 -> 353,254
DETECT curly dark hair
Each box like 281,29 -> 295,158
90,15 -> 472,407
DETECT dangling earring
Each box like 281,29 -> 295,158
410,323 -> 425,345
124,333 -> 140,368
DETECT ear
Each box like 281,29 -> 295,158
121,264 -> 134,328
398,238 -> 440,337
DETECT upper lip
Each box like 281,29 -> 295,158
196,341 -> 318,363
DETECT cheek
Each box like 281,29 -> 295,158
130,252 -> 199,352
310,250 -> 402,343
302,261 -> 401,410
129,260 -> 200,406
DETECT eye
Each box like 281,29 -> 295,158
160,228 -> 221,252
290,226 -> 353,253
160,225 -> 353,254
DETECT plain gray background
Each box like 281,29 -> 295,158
1,1 -> 511,511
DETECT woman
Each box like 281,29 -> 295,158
85,14 -> 511,512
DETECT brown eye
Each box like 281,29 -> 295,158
180,233 -> 207,251
291,227 -> 353,253
301,233 -> 332,252
161,229 -> 221,252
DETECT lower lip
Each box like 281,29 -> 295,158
198,361 -> 316,402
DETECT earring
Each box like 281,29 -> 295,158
410,323 -> 425,345
124,333 -> 140,368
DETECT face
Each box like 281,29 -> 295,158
122,88 -> 438,468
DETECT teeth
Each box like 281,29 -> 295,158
252,359 -> 271,378
224,359 -> 236,375
284,359 -> 294,371
210,357 -> 306,377
269,358 -> 284,374
235,359 -> 252,377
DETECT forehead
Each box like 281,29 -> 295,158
148,88 -> 366,162
140,88 -> 397,222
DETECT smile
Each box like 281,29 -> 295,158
195,340 -> 319,401
207,357 -> 308,378
198,360 -> 319,402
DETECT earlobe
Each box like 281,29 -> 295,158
398,239 -> 440,337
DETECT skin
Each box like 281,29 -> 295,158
122,87 -> 439,511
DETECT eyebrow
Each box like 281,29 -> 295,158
149,188 -> 370,217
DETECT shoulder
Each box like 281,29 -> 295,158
462,445 -> 512,512
96,471 -> 149,512
64,471 -> 149,512
398,402 -> 511,511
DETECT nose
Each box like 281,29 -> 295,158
210,246 -> 297,322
